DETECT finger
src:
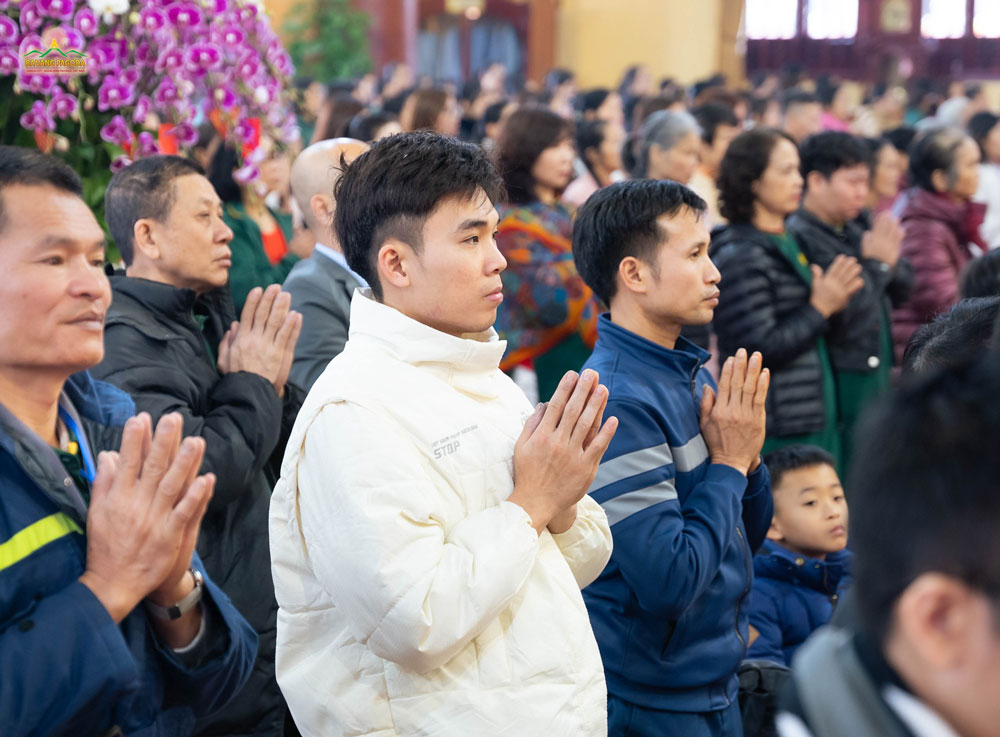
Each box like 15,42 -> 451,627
114,415 -> 147,490
557,369 -> 598,437
539,371 -> 580,433
582,389 -> 609,450
167,473 -> 213,538
139,413 -> 183,493
517,403 -> 546,447
263,290 -> 291,342
286,311 -> 303,352
754,368 -> 770,409
273,308 -> 299,353
742,351 -> 763,411
717,357 -> 734,408
729,349 -> 747,408
699,385 -> 716,426
151,434 -> 204,517
181,435 -> 206,494
572,382 -> 608,448
583,416 -> 619,466
253,284 -> 281,336
848,276 -> 865,294
217,330 -> 231,372
183,472 -> 215,538
810,264 -> 823,283
240,288 -> 262,332
88,451 -> 117,509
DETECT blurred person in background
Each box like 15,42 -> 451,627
545,67 -> 577,120
626,109 -> 702,186
817,76 -> 854,132
400,88 -> 461,136
293,76 -> 326,144
689,102 -> 742,227
712,128 -> 863,466
577,88 -> 626,128
751,95 -> 784,130
494,106 -> 599,401
891,127 -> 984,362
781,90 -> 823,144
311,91 -> 365,144
618,64 -> 653,131
562,119 -> 626,209
347,110 -> 403,143
969,111 -> 1000,249
861,136 -> 905,216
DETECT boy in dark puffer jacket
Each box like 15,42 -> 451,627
747,445 -> 852,666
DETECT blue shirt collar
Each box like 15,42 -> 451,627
594,313 -> 711,378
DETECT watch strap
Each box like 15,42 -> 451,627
144,568 -> 204,621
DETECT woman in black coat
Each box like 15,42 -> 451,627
710,129 -> 863,465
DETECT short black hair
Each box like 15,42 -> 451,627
334,131 -> 504,301
207,144 -> 242,204
908,126 -> 971,193
763,444 -> 837,492
572,178 -> 706,305
576,88 -> 612,115
883,125 -> 917,155
850,355 -> 1000,645
0,145 -> 83,234
901,297 -> 1000,374
575,119 -> 608,181
691,102 -> 739,146
781,89 -> 820,114
718,128 -> 797,224
347,110 -> 399,142
544,68 -> 573,93
105,155 -> 205,265
799,131 -> 872,183
968,111 -> 1000,160
962,251 -> 1000,299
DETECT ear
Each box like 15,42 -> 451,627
377,238 -> 414,291
766,515 -> 785,542
617,255 -> 650,296
893,573 -> 976,670
806,170 -> 826,193
131,218 -> 160,262
931,168 -> 949,194
310,193 -> 333,226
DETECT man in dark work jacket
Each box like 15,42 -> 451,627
95,155 -> 305,737
787,132 -> 913,472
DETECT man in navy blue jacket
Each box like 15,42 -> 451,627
0,145 -> 256,736
573,179 -> 773,736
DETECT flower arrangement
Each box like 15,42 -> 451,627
0,0 -> 299,253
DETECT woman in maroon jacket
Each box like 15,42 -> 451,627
892,127 -> 986,361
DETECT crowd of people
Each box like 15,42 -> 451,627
3,58 -> 1000,737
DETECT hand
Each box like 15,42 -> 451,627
79,413 -> 214,623
809,255 -> 864,318
861,211 -> 904,267
509,370 -> 618,534
700,349 -> 770,475
222,284 -> 301,395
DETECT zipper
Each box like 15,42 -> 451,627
734,526 -> 752,652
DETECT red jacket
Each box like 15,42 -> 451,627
891,188 -> 984,361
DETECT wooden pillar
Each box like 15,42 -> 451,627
718,0 -> 746,87
355,0 -> 419,71
527,0 -> 558,84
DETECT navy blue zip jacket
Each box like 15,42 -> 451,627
582,315 -> 773,712
746,540 -> 853,666
0,372 -> 257,736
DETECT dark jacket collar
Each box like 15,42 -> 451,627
710,221 -> 778,256
595,313 -> 710,380
754,539 -> 852,594
790,207 -> 864,245
107,273 -> 236,341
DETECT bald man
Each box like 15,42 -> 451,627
283,138 -> 370,391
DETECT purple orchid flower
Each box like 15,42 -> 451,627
20,100 -> 56,132
233,117 -> 256,144
183,42 -> 221,74
165,1 -> 202,28
154,46 -> 184,74
73,7 -> 98,36
47,88 -> 80,119
110,155 -> 133,172
38,0 -> 75,21
136,131 -> 160,156
0,0 -> 11,10
19,33 -> 45,55
97,75 -> 136,111
121,66 -> 140,85
0,15 -> 19,43
0,47 -> 19,76
56,26 -> 86,50
153,77 -> 180,108
173,122 -> 198,146
134,41 -> 154,65
138,6 -> 166,32
99,114 -> 131,145
132,94 -> 152,124
20,1 -> 44,32
236,53 -> 261,80
18,72 -> 56,94
232,163 -> 259,185
213,84 -> 238,108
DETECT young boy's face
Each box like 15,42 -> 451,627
767,463 -> 849,559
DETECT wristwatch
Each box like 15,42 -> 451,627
144,568 -> 204,621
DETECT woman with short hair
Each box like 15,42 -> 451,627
625,109 -> 702,186
561,119 -> 626,209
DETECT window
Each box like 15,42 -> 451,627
974,0 -> 1000,38
921,0 -> 967,39
805,0 -> 858,39
745,0 -> 798,40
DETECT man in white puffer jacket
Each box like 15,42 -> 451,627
269,132 -> 619,737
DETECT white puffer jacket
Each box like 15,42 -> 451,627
269,291 -> 613,737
